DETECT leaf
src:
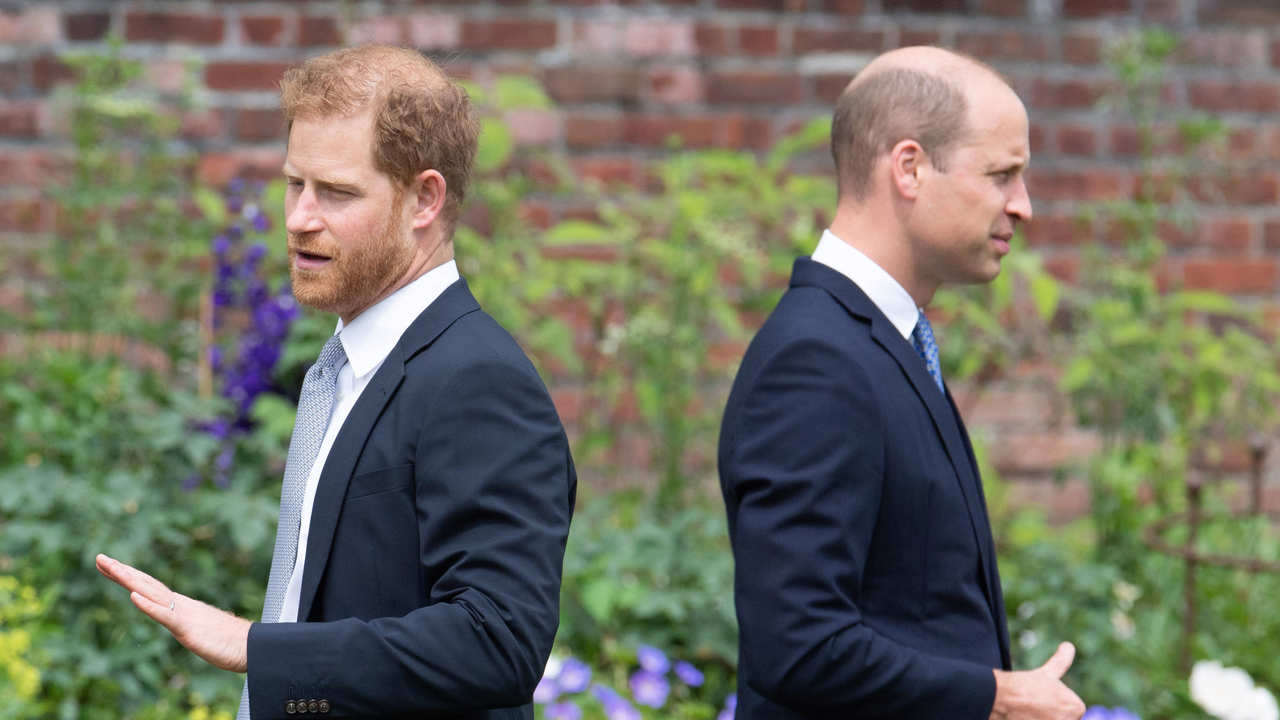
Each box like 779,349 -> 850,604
544,219 -> 618,246
475,118 -> 513,172
494,75 -> 552,110
1030,271 -> 1060,322
193,187 -> 226,226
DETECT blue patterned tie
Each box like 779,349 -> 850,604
238,334 -> 346,720
911,311 -> 944,394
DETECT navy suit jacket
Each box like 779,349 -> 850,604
246,279 -> 577,719
718,259 -> 1010,719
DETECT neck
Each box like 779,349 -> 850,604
828,202 -> 936,308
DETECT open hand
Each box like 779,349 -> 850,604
96,553 -> 251,673
990,642 -> 1086,720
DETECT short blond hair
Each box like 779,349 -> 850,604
280,45 -> 479,233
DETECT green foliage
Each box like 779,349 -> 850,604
0,576 -> 47,719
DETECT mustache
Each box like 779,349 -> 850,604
288,234 -> 338,258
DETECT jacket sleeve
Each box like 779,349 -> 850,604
722,336 -> 995,719
246,356 -> 576,718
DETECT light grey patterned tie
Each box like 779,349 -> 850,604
237,333 -> 346,720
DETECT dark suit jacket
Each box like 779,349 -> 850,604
246,279 -> 577,719
718,258 -> 1010,719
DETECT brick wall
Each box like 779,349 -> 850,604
4,0 -> 1280,510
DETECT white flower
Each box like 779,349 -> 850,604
1109,610 -> 1134,640
1190,660 -> 1279,720
543,654 -> 564,681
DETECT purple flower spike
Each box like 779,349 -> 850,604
545,701 -> 582,720
629,669 -> 669,709
533,676 -> 559,704
252,211 -> 271,233
717,693 -> 737,720
557,658 -> 591,694
212,234 -> 231,256
674,660 -> 704,687
636,644 -> 670,674
228,178 -> 246,194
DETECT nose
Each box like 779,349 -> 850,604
285,184 -> 323,235
1006,175 -> 1032,222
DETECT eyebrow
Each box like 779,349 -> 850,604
281,166 -> 362,191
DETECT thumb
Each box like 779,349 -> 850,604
1040,642 -> 1076,679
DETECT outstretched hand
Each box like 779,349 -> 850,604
96,553 -> 251,673
990,642 -> 1086,720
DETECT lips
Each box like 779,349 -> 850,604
290,245 -> 336,270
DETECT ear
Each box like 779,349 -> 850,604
889,139 -> 925,201
410,169 -> 447,230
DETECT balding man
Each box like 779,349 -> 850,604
719,47 -> 1084,719
97,45 -> 576,719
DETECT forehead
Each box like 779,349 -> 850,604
284,111 -> 379,180
955,83 -> 1030,162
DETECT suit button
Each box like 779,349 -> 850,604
286,701 -> 297,714
319,700 -> 331,713
297,698 -> 309,713
308,700 -> 319,713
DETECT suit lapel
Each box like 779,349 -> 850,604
791,259 -> 1000,618
296,279 -> 482,621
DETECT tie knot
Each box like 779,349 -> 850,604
315,334 -> 347,376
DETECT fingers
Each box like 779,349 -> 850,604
1040,641 -> 1076,679
96,554 -> 176,612
130,590 -> 179,631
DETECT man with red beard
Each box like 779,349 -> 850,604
97,45 -> 576,719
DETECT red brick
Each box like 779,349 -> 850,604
1183,259 -> 1276,294
624,115 -> 723,148
196,150 -> 286,186
544,66 -> 639,104
350,17 -> 405,45
1024,214 -> 1087,247
205,62 -> 291,91
954,32 -> 1050,62
990,431 -> 1101,473
1179,31 -> 1269,69
1061,0 -> 1131,17
1109,125 -> 1143,156
826,0 -> 866,13
1062,33 -> 1103,64
815,74 -> 851,103
64,12 -> 112,41
506,108 -> 562,147
716,0 -> 788,10
624,19 -> 694,57
0,62 -> 19,94
241,16 -> 286,46
1139,0 -> 1180,21
0,101 -> 40,138
722,114 -> 775,150
707,71 -> 806,105
460,19 -> 557,50
1056,124 -> 1097,157
882,0 -> 965,10
1188,81 -> 1280,113
566,113 -> 624,149
1199,0 -> 1280,24
573,155 -> 639,185
1043,256 -> 1079,283
407,14 -> 461,48
739,26 -> 780,56
1206,218 -> 1254,254
899,30 -> 942,47
977,0 -> 1026,15
179,108 -> 225,140
695,23 -> 729,55
125,12 -> 224,45
793,28 -> 884,54
300,16 -> 341,46
1027,169 -> 1128,201
1030,77 -> 1109,110
647,67 -> 704,104
236,108 -> 285,141
32,55 -> 76,90
1028,125 -> 1047,155
0,198 -> 52,232
0,148 -> 71,188
1006,479 -> 1092,521
1227,127 -> 1258,159
1264,222 -> 1280,251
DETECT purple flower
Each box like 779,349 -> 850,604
592,685 -> 640,720
674,660 -> 704,687
226,194 -> 244,214
533,676 -> 559,704
228,178 -> 246,194
181,473 -> 201,492
1083,708 -> 1140,720
252,211 -> 271,233
557,658 -> 591,694
636,644 -> 670,674
629,669 -> 669,708
717,693 -> 737,720
545,701 -> 582,720
212,234 -> 231,256
246,243 -> 267,265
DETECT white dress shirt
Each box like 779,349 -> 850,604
276,259 -> 461,623
811,229 -> 920,341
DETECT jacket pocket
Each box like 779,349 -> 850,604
345,464 -> 413,500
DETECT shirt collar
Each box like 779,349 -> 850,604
811,229 -> 920,340
334,259 -> 461,380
